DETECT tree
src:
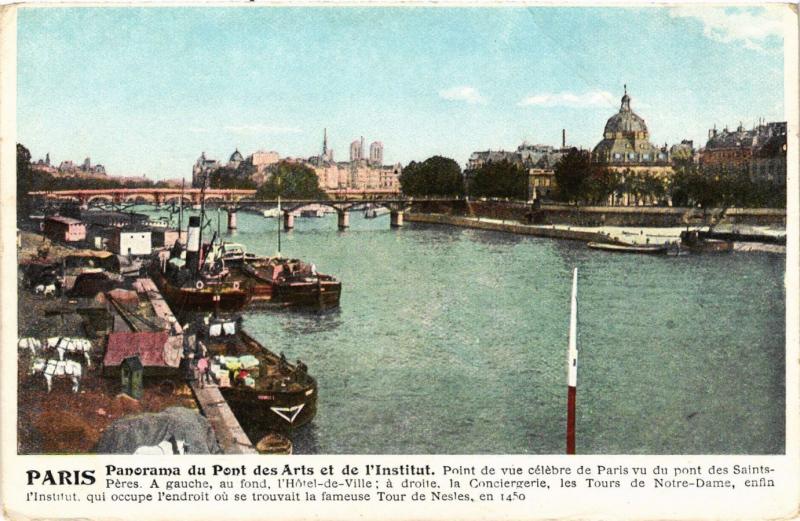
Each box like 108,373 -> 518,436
468,160 -> 527,200
584,168 -> 620,205
208,165 -> 256,190
398,156 -> 463,197
256,161 -> 326,199
553,148 -> 592,204
17,144 -> 34,219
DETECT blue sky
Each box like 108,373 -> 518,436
17,6 -> 786,180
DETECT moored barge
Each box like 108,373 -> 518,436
222,244 -> 341,310
193,314 -> 317,437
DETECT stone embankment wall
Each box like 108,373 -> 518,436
404,213 -> 607,243
409,200 -> 785,227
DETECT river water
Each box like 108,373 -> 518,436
144,207 -> 786,454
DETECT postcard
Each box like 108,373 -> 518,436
1,3 -> 797,520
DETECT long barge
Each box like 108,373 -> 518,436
194,315 -> 317,438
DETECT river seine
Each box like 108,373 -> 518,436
145,208 -> 785,454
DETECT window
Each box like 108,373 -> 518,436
613,153 -> 622,160
628,153 -> 636,160
643,154 -> 650,161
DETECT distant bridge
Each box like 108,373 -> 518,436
29,188 -> 460,230
28,188 -> 256,206
28,187 -> 404,206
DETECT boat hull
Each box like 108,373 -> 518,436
228,264 -> 342,310
272,279 -> 341,310
151,270 -> 251,312
587,242 -> 668,254
221,384 -> 317,439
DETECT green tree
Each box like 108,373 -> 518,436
468,160 -> 527,200
553,148 -> 592,204
398,156 -> 463,197
208,165 -> 256,190
584,167 -> 620,205
256,161 -> 326,199
17,143 -> 34,219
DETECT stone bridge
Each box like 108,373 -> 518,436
28,189 -> 461,231
28,188 -> 256,207
239,198 -> 418,230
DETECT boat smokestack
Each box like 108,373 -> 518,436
186,215 -> 201,272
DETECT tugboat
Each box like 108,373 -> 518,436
150,215 -> 251,313
221,243 -> 341,309
679,229 -> 734,253
193,314 -> 317,436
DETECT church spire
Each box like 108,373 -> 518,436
323,128 -> 328,155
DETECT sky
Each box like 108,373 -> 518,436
17,5 -> 787,180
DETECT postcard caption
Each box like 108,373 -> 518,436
21,462 -> 777,506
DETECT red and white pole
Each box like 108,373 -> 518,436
566,268 -> 578,455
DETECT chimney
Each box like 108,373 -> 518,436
185,216 -> 201,274
562,129 -> 566,149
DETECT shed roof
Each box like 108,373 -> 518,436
46,216 -> 83,225
104,331 -> 170,368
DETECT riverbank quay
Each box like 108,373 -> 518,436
410,200 -> 786,227
405,213 -> 608,242
405,213 -> 785,253
189,381 -> 258,454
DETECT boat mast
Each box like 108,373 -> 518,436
197,172 -> 207,275
277,174 -> 282,257
178,179 -> 184,243
566,268 -> 578,455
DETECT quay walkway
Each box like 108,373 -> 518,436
190,381 -> 258,454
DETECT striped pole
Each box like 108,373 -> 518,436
566,268 -> 578,455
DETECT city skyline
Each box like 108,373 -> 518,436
17,6 -> 787,180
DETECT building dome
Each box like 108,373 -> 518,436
229,149 -> 244,163
603,87 -> 648,137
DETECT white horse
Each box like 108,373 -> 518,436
133,436 -> 187,455
46,337 -> 92,367
34,284 -> 56,296
29,358 -> 82,393
18,337 -> 42,356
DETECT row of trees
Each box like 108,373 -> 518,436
553,149 -> 669,206
554,148 -> 785,208
397,148 -> 785,208
398,155 -> 529,199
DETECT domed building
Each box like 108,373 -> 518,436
593,86 -> 668,165
592,86 -> 673,205
227,148 -> 244,169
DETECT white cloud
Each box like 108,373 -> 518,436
667,6 -> 784,52
439,86 -> 486,105
517,90 -> 615,108
222,124 -> 303,136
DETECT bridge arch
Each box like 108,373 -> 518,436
123,194 -> 156,204
163,195 -> 193,204
86,194 -> 114,204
